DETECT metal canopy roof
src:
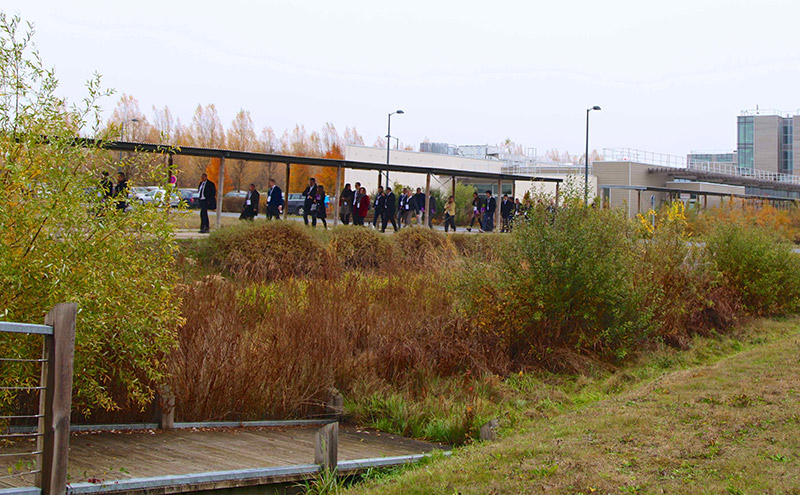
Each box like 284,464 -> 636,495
600,184 -> 797,202
83,138 -> 563,183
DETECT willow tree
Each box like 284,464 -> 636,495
0,13 -> 182,418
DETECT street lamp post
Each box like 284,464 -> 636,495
585,106 -> 601,206
386,110 -> 404,187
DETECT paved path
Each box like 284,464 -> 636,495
0,425 -> 443,488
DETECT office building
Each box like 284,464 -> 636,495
737,109 -> 800,175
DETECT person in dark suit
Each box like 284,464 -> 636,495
339,183 -> 354,225
482,190 -> 496,232
239,183 -> 260,221
198,173 -> 216,233
351,181 -> 363,226
101,171 -> 113,199
302,178 -> 317,225
412,187 -> 425,225
397,187 -> 406,226
314,185 -> 328,229
381,187 -> 398,232
265,178 -> 283,220
500,194 -> 514,232
372,185 -> 385,229
113,172 -> 128,211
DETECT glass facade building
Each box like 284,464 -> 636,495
737,116 -> 754,170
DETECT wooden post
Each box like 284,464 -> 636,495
703,194 -> 708,210
314,422 -> 338,471
37,303 -> 77,495
425,173 -> 431,228
157,386 -> 175,430
215,156 -> 225,229
511,181 -> 516,201
479,418 -> 499,441
284,164 -> 291,220
451,176 -> 456,199
334,166 -> 341,226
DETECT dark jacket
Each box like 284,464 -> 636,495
114,180 -> 128,209
266,185 -> 283,207
302,184 -> 317,207
242,189 -> 260,216
384,192 -> 397,214
374,193 -> 385,213
485,196 -> 496,214
472,196 -> 484,214
413,192 -> 425,212
500,199 -> 514,218
198,179 -> 217,209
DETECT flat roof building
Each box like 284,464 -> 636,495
737,109 -> 800,175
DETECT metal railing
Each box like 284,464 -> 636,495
686,160 -> 800,185
602,148 -> 687,168
0,304 -> 77,495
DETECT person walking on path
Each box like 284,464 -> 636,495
397,187 -> 406,226
444,195 -> 456,232
197,173 -> 216,233
265,178 -> 283,220
412,187 -> 425,226
354,187 -> 370,226
101,171 -> 114,199
372,185 -> 385,229
114,172 -> 129,212
339,183 -> 354,225
381,187 -> 398,232
467,191 -> 483,232
302,178 -> 317,225
402,189 -> 414,227
482,190 -> 496,232
351,182 -> 364,226
239,183 -> 260,221
313,185 -> 328,229
500,194 -> 514,232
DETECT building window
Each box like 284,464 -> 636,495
737,116 -> 754,170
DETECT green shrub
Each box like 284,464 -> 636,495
636,201 -> 737,346
207,220 -> 336,281
706,222 -> 800,315
329,225 -> 396,271
457,201 -> 651,365
0,15 -> 181,416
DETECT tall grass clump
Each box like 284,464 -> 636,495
394,227 -> 457,269
457,199 -> 650,367
329,225 -> 396,271
206,220 -> 335,281
705,221 -> 800,315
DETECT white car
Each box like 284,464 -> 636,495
137,188 -> 181,208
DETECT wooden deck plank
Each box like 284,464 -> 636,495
0,426 -> 443,489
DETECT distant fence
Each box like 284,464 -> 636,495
0,304 -> 77,495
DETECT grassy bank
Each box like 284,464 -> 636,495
345,317 -> 800,494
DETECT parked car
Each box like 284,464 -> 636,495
225,190 -> 248,199
138,188 -> 180,208
286,193 -> 305,215
178,188 -> 200,209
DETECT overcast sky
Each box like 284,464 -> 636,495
6,0 -> 800,157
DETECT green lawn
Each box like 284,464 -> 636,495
346,319 -> 800,494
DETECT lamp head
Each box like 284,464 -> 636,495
396,110 -> 405,114
591,106 -> 601,111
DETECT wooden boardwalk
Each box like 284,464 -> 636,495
0,425 -> 443,490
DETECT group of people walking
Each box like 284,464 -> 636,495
337,182 -> 438,232
217,175 -> 531,234
100,170 -> 130,212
